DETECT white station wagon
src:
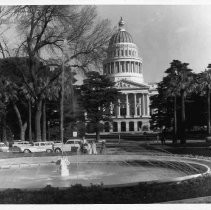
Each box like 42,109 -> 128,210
12,141 -> 31,148
17,141 -> 54,153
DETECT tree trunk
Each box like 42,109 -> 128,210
95,122 -> 101,141
207,87 -> 211,136
13,103 -> 27,141
2,115 -> 7,142
96,130 -> 100,141
180,89 -> 186,144
47,121 -> 50,141
21,122 -> 28,141
173,96 -> 177,144
60,57 -> 65,143
28,100 -> 32,142
42,100 -> 46,141
35,99 -> 42,141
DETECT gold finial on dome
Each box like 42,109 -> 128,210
118,17 -> 125,31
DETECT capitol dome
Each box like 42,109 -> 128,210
103,17 -> 144,84
109,30 -> 133,46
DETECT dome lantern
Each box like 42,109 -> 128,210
118,17 -> 125,31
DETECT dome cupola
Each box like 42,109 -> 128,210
109,17 -> 133,46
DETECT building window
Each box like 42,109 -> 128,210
120,107 -> 126,116
126,62 -> 128,72
137,121 -> 142,131
121,50 -> 124,56
129,122 -> 134,131
121,122 -> 126,132
104,122 -> 110,132
129,50 -> 131,55
113,122 -> 118,132
125,50 -> 128,56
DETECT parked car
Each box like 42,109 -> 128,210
53,141 -> 62,146
12,141 -> 31,148
0,142 -> 9,152
53,139 -> 82,153
17,141 -> 54,153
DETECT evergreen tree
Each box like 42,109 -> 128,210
79,71 -> 119,140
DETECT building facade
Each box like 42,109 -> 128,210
103,18 -> 157,133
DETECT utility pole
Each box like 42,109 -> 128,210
60,39 -> 67,156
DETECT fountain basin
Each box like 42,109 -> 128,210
0,155 -> 209,189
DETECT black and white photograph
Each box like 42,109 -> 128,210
0,0 -> 211,205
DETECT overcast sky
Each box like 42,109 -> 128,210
97,5 -> 211,83
2,3 -> 211,84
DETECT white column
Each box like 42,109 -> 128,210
126,94 -> 130,117
134,121 -> 138,131
142,94 -> 145,116
117,122 -> 121,132
147,94 -> 150,116
139,97 -> 142,116
126,121 -> 129,132
134,93 -> 137,116
118,98 -> 121,117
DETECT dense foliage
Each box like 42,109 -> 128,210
0,5 -> 113,141
151,60 -> 211,144
79,71 -> 119,139
0,175 -> 211,203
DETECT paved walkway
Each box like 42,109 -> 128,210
165,196 -> 211,203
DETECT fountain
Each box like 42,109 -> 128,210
57,157 -> 70,177
0,153 -> 210,189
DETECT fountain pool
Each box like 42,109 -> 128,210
0,155 -> 209,189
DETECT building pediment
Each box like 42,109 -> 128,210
115,79 -> 150,89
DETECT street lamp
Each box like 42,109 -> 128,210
60,39 -> 68,155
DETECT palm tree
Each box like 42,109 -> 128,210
166,60 -> 193,144
163,73 -> 180,143
196,64 -> 211,137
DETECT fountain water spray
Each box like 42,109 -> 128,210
60,156 -> 70,177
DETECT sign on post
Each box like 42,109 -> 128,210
73,132 -> 77,137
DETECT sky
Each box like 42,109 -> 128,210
1,3 -> 211,84
97,5 -> 211,83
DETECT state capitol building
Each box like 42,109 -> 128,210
102,18 -> 157,133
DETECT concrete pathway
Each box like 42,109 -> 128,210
165,196 -> 211,203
